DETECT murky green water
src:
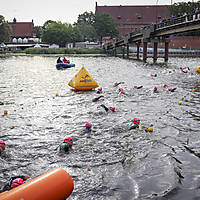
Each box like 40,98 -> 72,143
0,55 -> 199,199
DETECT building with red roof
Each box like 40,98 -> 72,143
8,18 -> 36,43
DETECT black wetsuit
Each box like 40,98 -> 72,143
129,124 -> 139,130
92,96 -> 104,102
59,143 -> 70,153
100,104 -> 110,113
170,88 -> 177,92
137,86 -> 143,89
0,176 -> 27,193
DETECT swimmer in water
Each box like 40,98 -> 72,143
0,175 -> 30,193
0,140 -> 5,155
96,87 -> 103,94
153,86 -> 159,93
114,82 -> 124,87
58,136 -> 73,154
100,104 -> 115,113
85,122 -> 96,133
92,95 -> 104,102
130,118 -> 140,130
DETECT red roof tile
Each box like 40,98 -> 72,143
8,22 -> 34,38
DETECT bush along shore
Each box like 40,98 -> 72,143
0,47 -> 106,55
25,47 -> 105,54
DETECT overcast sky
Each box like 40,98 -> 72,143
1,0 -> 191,26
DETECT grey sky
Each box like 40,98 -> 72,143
1,0 -> 191,26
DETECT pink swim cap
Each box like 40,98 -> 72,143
134,85 -> 137,88
163,84 -> 167,87
85,122 -> 92,128
64,137 -> 73,143
109,107 -> 115,112
120,90 -> 125,94
12,178 -> 23,188
154,86 -> 157,91
0,140 -> 5,147
133,117 -> 140,124
98,87 -> 102,91
168,88 -> 172,91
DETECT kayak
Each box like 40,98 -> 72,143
56,63 -> 75,69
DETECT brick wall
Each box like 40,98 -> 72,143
157,36 -> 200,49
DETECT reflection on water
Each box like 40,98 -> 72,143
0,55 -> 200,199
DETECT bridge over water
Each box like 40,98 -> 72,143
103,11 -> 200,62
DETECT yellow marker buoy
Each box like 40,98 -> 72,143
138,125 -> 142,130
68,66 -> 99,91
4,110 -> 8,115
192,89 -> 196,92
195,66 -> 200,74
178,101 -> 182,105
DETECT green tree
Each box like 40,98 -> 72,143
74,11 -> 118,42
77,23 -> 97,41
167,1 -> 200,16
73,26 -> 84,42
75,11 -> 95,26
42,20 -> 56,30
94,13 -> 118,42
34,26 -> 43,38
74,11 -> 97,41
0,15 -> 12,43
42,21 -> 75,47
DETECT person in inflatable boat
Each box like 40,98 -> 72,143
57,57 -> 62,63
63,57 -> 70,63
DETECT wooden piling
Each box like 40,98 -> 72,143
164,41 -> 169,62
143,42 -> 147,62
126,44 -> 129,59
137,43 -> 140,60
153,42 -> 158,63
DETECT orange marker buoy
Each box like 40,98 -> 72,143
145,127 -> 153,132
0,168 -> 74,200
4,110 -> 8,115
56,93 -> 59,96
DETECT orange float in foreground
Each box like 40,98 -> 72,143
0,168 -> 74,200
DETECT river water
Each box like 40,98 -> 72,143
0,55 -> 199,200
